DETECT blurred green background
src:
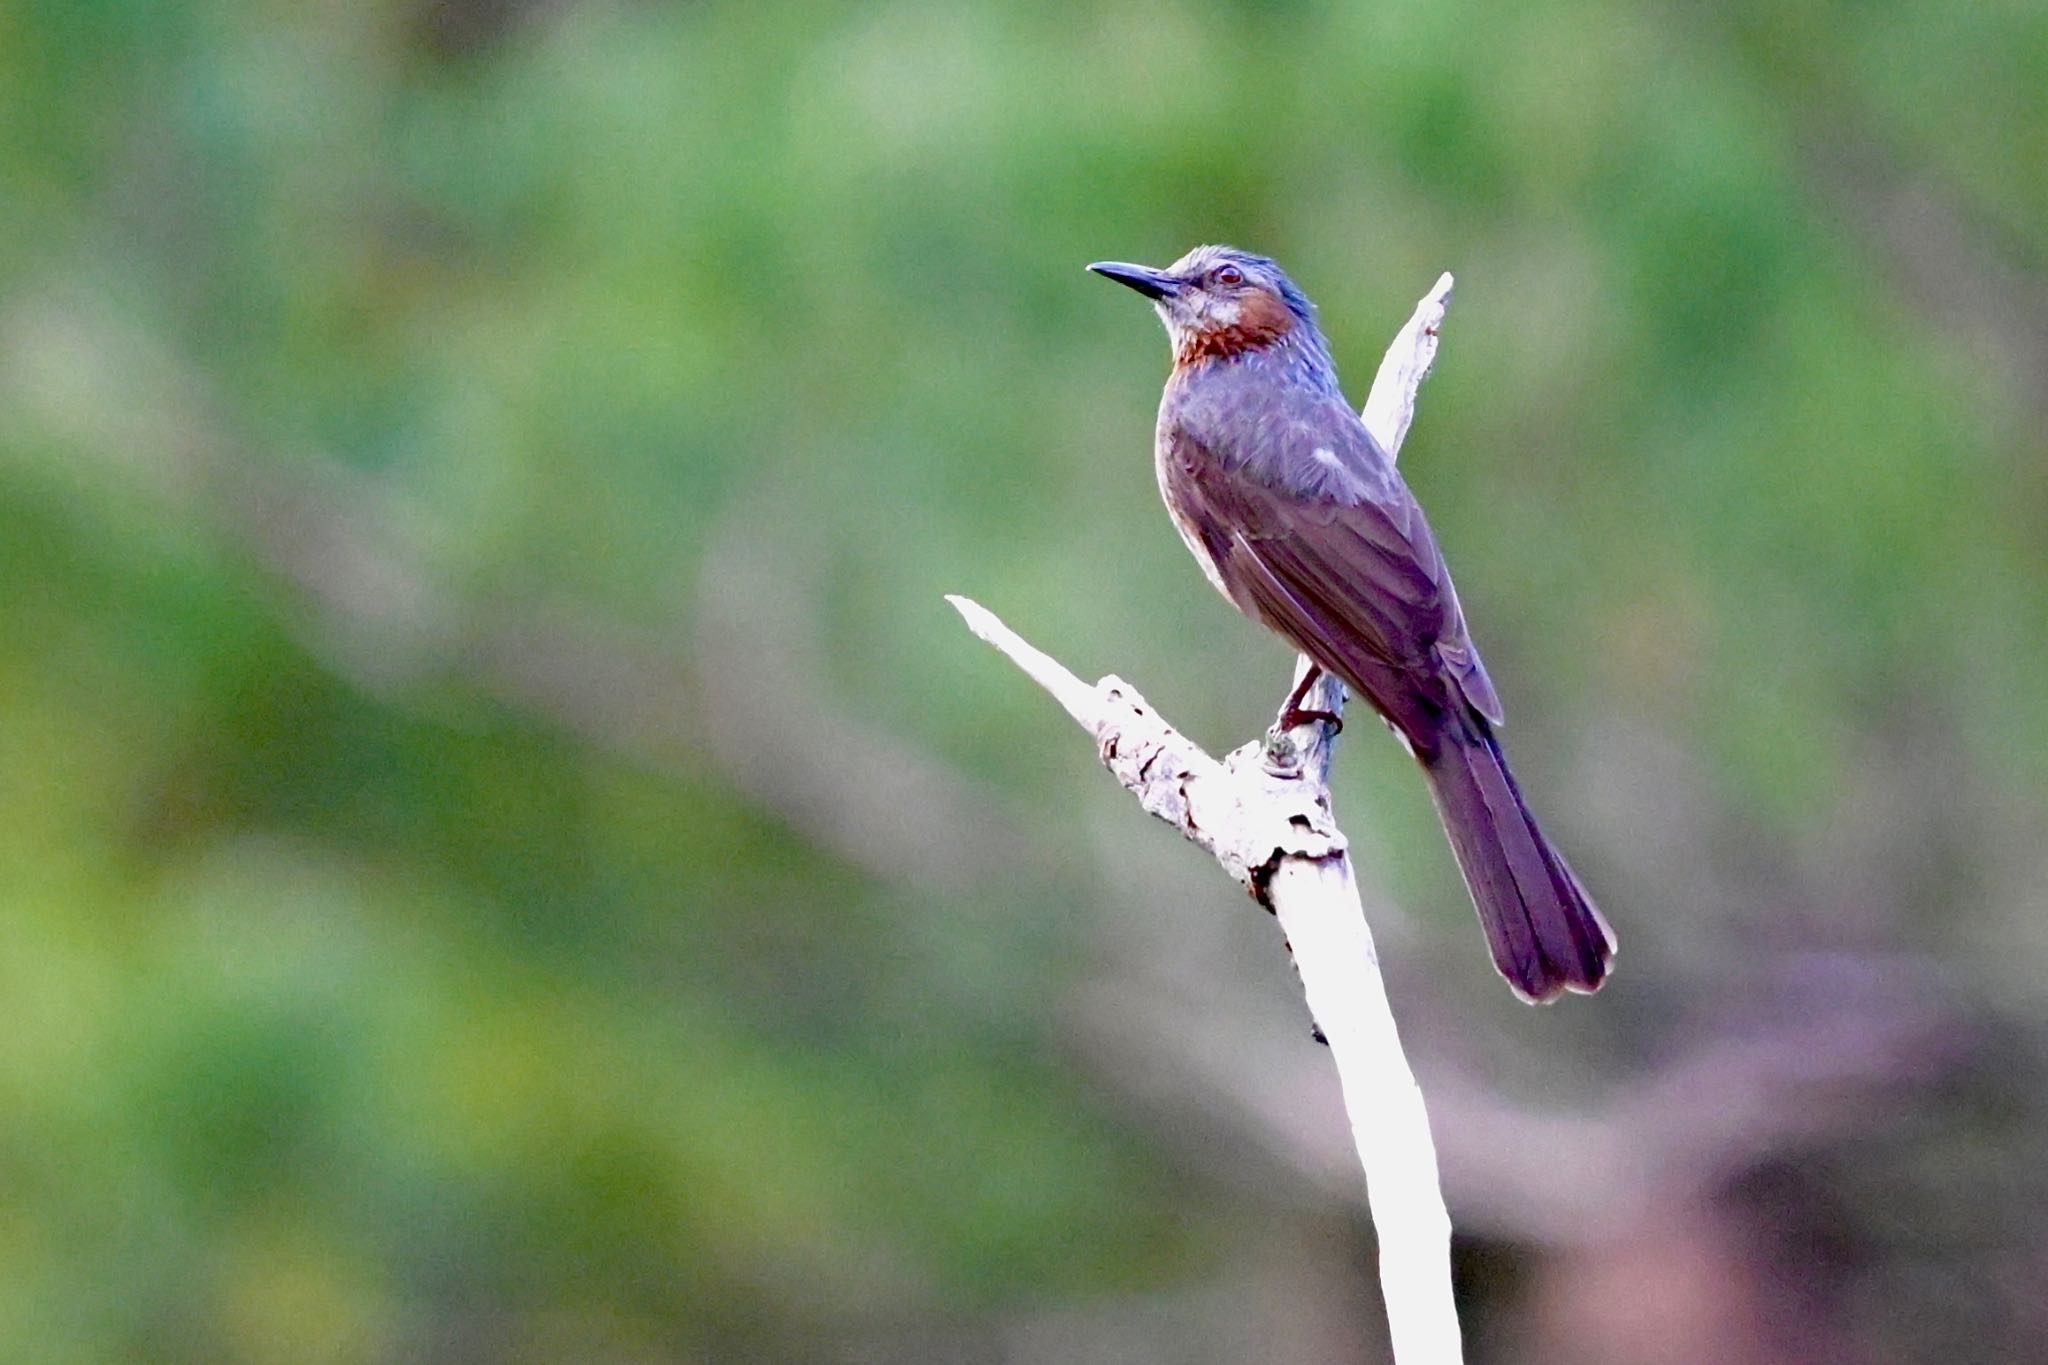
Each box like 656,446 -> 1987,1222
5,0 -> 2048,1360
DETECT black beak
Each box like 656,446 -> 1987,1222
1087,261 -> 1179,301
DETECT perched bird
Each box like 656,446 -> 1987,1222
1088,245 -> 1614,1002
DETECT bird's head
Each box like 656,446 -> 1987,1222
1088,245 -> 1323,368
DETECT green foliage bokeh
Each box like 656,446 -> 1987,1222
2,0 -> 2045,1359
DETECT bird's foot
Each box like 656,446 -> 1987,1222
1276,706 -> 1343,734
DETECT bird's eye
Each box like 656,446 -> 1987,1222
1212,264 -> 1244,287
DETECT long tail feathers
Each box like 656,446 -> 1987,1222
1421,726 -> 1615,1002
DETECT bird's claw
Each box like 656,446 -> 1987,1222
1276,706 -> 1343,734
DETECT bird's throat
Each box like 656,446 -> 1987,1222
1174,289 -> 1298,368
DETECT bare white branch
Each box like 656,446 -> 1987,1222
950,272 -> 1463,1363
1271,856 -> 1458,1362
1363,271 -> 1454,461
946,594 -> 1101,731
950,596 -> 1459,1362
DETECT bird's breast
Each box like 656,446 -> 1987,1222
1154,428 -> 1237,605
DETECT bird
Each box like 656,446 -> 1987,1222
1087,245 -> 1614,1002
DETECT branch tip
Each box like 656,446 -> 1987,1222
1363,269 -> 1456,460
946,593 -> 1100,729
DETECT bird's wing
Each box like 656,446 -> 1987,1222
1175,401 -> 1504,738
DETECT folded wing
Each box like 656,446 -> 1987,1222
1170,408 -> 1502,751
